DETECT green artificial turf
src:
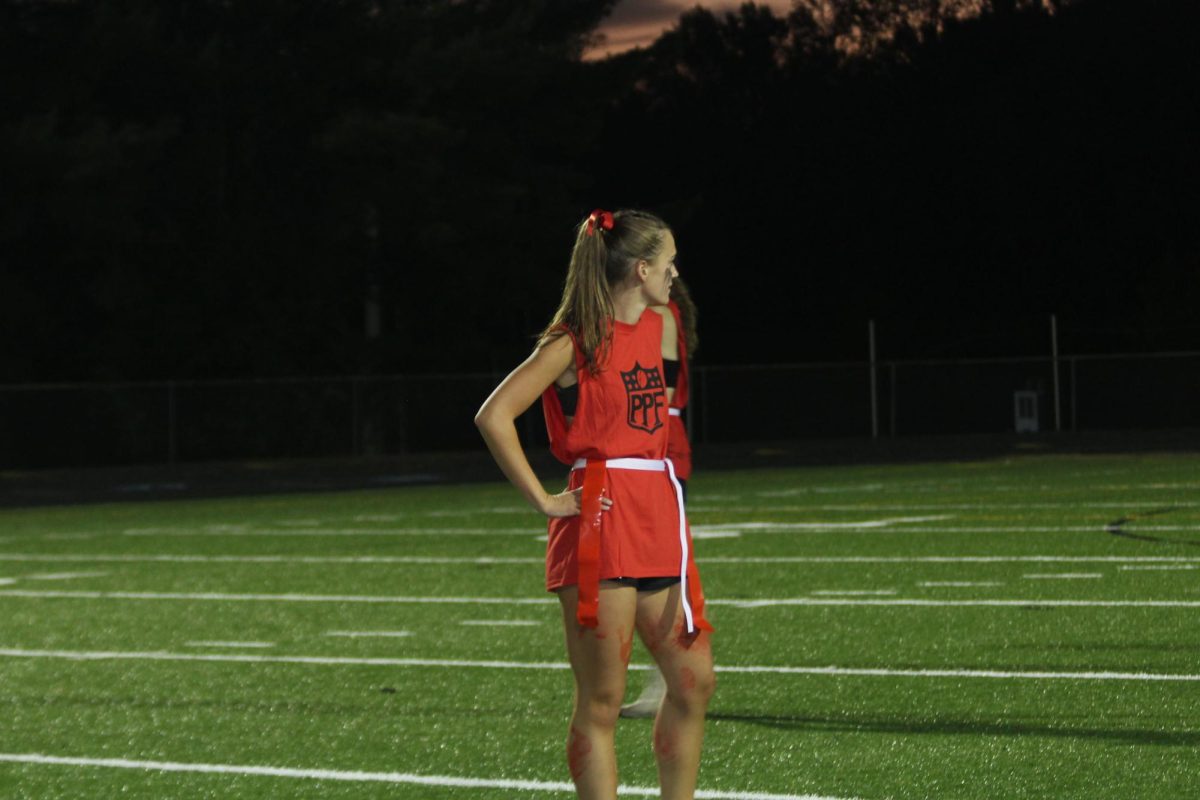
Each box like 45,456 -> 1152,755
1,453 -> 1198,798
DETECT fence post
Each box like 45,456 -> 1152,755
888,363 -> 897,437
1051,314 -> 1062,432
869,320 -> 878,438
351,377 -> 360,456
1069,356 -> 1077,432
167,381 -> 178,464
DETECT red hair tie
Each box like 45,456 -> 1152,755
586,209 -> 614,236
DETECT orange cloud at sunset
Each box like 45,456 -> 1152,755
588,0 -> 795,59
587,0 -> 1010,60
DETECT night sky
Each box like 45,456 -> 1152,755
1,0 -> 1197,384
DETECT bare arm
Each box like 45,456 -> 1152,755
475,335 -> 609,518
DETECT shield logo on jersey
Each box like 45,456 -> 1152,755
620,361 -> 666,434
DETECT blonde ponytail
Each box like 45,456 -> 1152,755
539,209 -> 670,374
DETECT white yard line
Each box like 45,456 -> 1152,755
713,664 -> 1200,681
348,509 -> 536,520
0,752 -> 850,800
122,516 -> 1035,538
1118,565 -> 1198,571
1098,483 -> 1200,491
701,501 -> 1200,511
23,571 -> 108,581
753,483 -> 1200,497
697,525 -> 1200,534
325,631 -> 412,638
2,588 -> 1199,608
1022,574 -> 1104,580
425,508 -> 535,516
3,553 -> 1200,566
123,527 -> 542,537
0,649 -> 1196,683
755,486 -> 885,497
693,516 -> 953,534
0,589 -> 556,605
918,582 -> 1004,588
699,556 -> 1200,564
810,591 -> 897,597
0,553 -> 542,565
460,620 -> 541,627
184,641 -> 274,649
721,598 -> 1200,608
0,578 -> 15,586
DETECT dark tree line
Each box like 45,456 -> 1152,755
597,0 -> 1200,361
1,0 -> 1197,382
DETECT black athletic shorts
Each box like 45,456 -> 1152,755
607,576 -> 681,592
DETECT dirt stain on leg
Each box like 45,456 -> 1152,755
653,725 -> 678,762
643,625 -> 663,654
619,628 -> 634,667
567,726 -> 592,780
679,665 -> 697,692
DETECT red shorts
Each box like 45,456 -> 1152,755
545,466 -> 682,592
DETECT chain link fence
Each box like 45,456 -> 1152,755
2,352 -> 1198,469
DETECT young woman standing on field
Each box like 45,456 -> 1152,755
475,209 -> 715,800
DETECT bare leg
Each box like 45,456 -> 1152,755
558,583 -> 638,799
635,585 -> 715,800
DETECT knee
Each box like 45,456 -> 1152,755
578,686 -> 624,729
667,663 -> 716,709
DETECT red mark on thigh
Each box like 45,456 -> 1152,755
673,622 -> 711,653
567,726 -> 592,780
679,666 -> 697,692
619,629 -> 633,667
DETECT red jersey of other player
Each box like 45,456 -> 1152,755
664,297 -> 693,481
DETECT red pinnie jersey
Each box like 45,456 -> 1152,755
665,299 -> 693,480
541,310 -> 681,592
542,309 -> 669,464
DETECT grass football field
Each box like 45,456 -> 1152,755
0,452 -> 1197,799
